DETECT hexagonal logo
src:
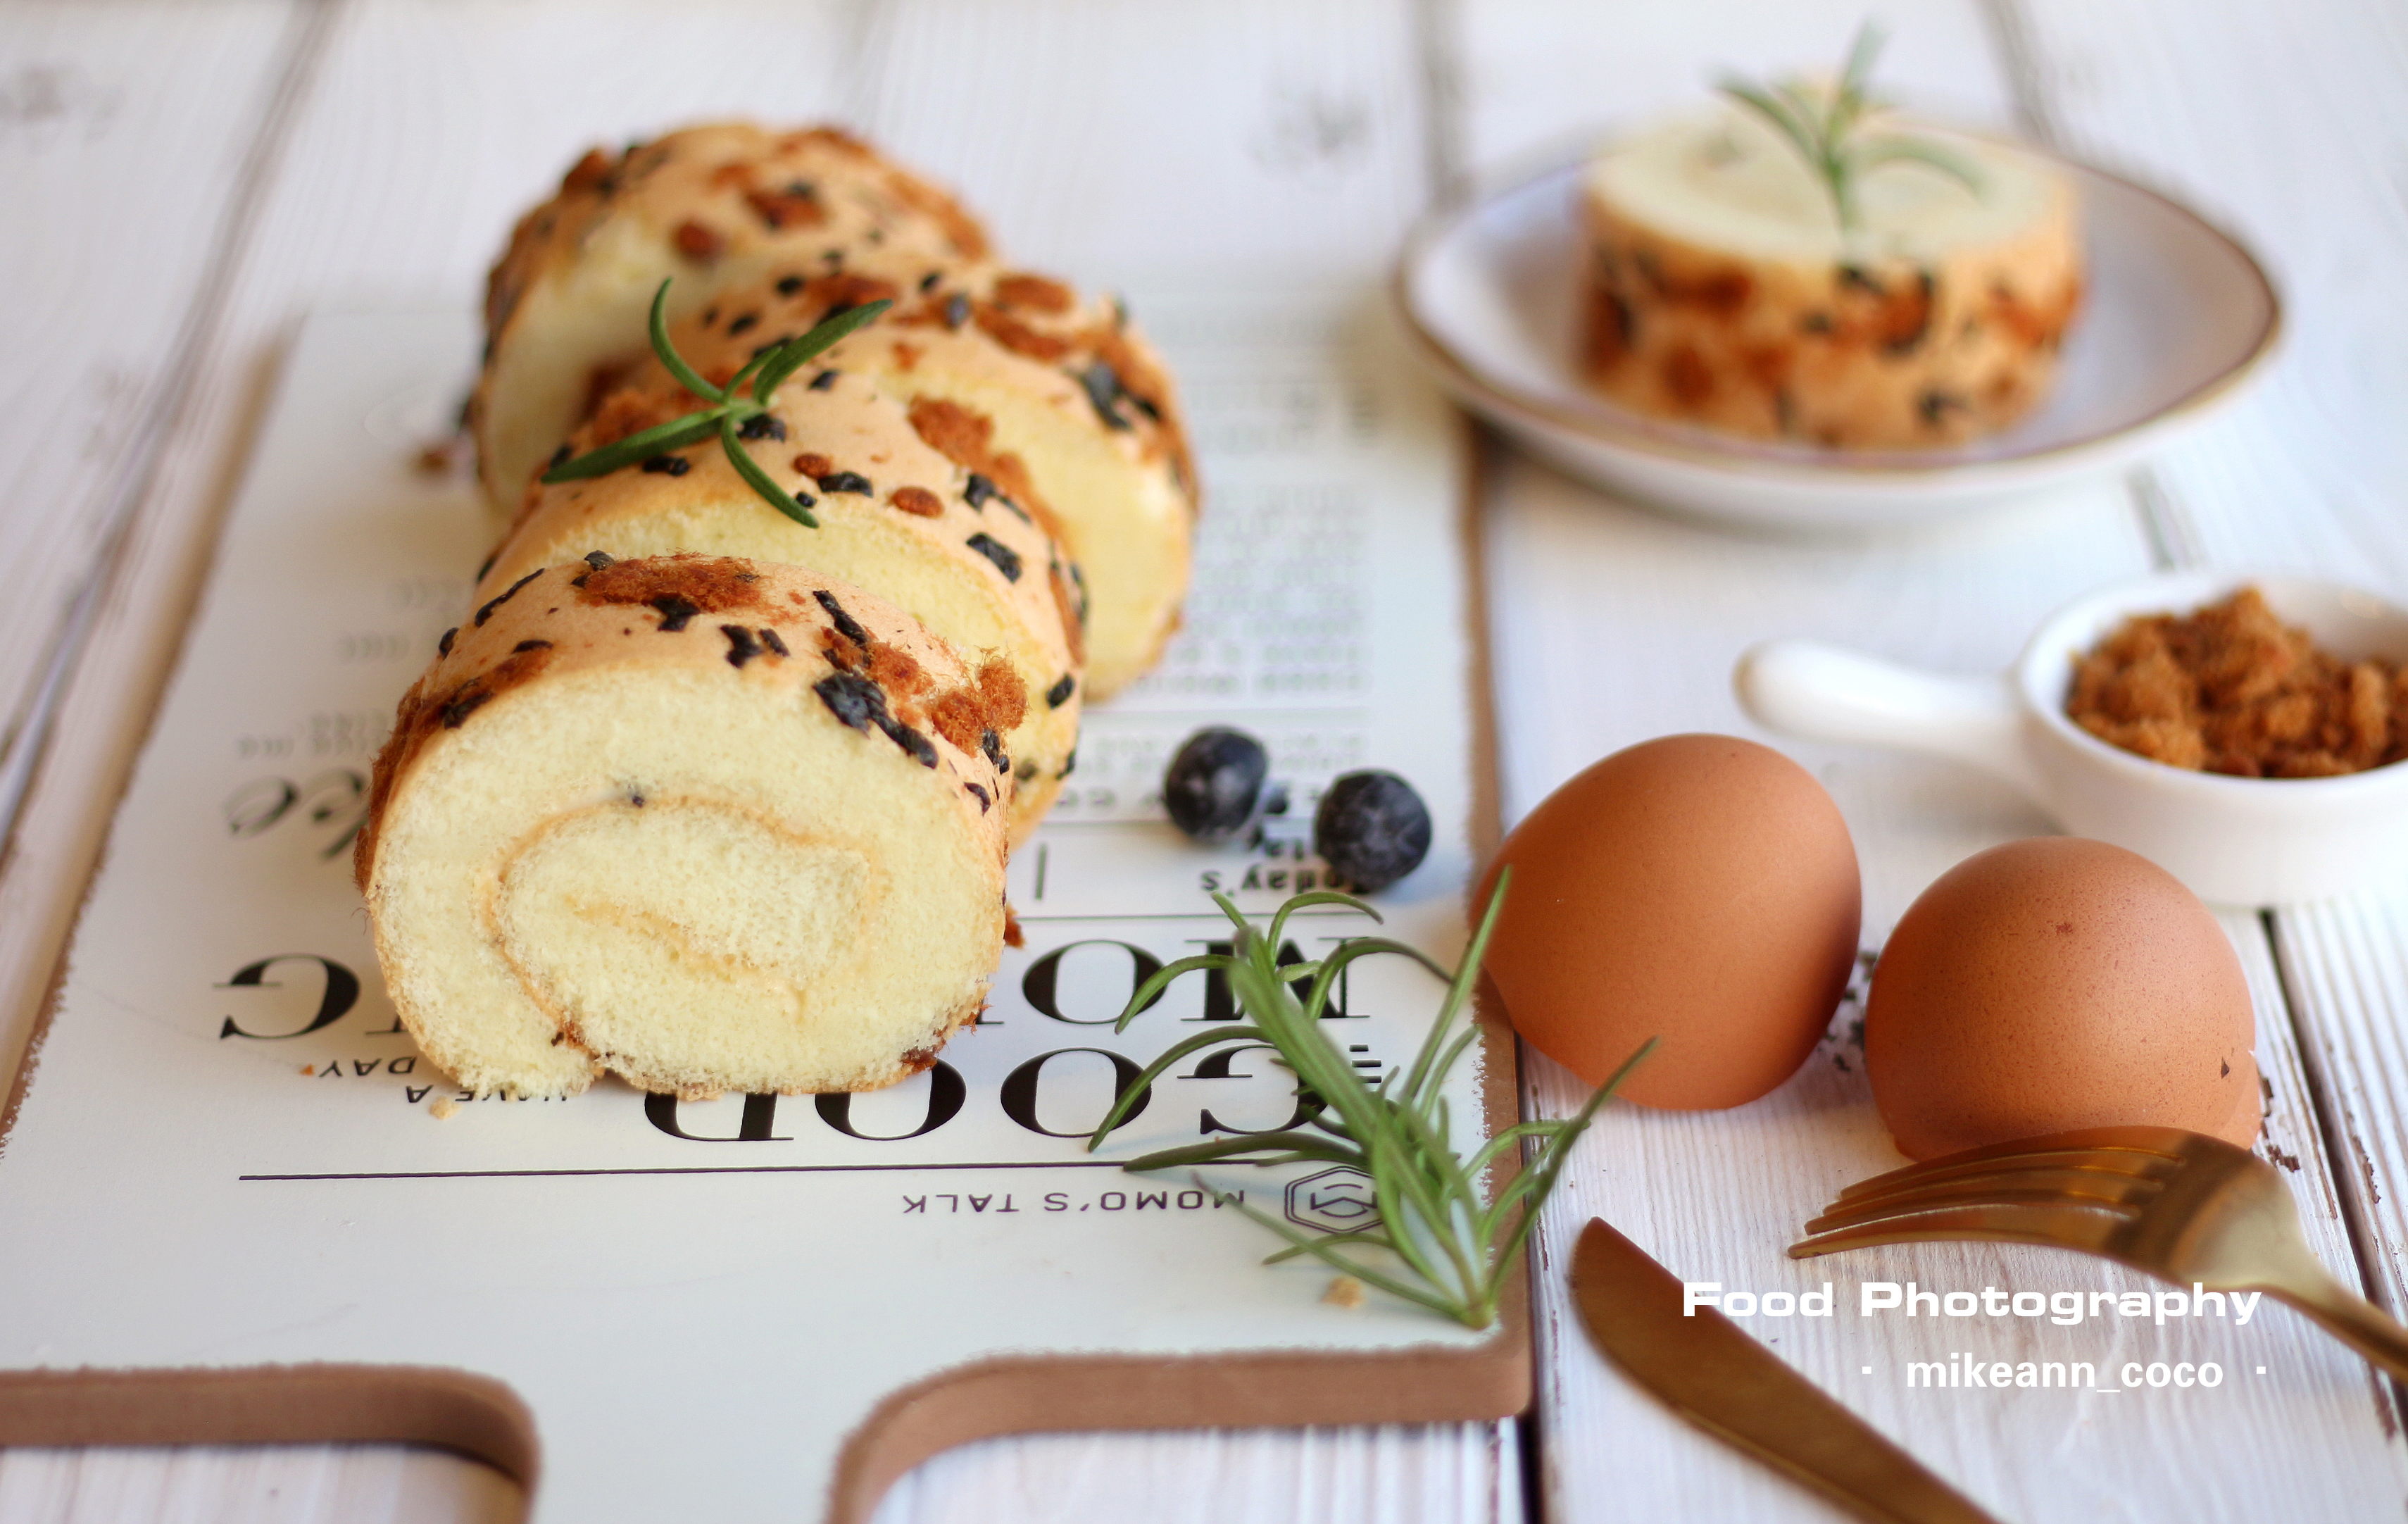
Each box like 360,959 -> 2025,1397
1284,1166 -> 1381,1235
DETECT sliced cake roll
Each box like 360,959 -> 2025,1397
357,555 -> 1013,1101
474,123 -> 990,520
1580,109 -> 2082,449
772,263 -> 1198,700
480,324 -> 1081,840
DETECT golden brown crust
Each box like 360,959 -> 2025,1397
924,657 -> 1027,758
742,261 -> 1196,511
892,394 -> 1087,666
475,328 -> 1081,841
904,396 -> 1055,525
575,554 -> 770,615
360,555 -> 1018,901
487,365 -> 1077,696
477,134 -> 1193,707
473,123 -> 992,510
482,124 -> 984,357
708,258 -> 1199,520
892,273 -> 1197,501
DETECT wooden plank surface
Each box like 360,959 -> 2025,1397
874,1423 -> 1520,1524
0,1 -> 1512,1519
859,0 -> 1433,277
0,1 -> 292,813
1484,454 -> 2408,1518
0,1445 -> 520,1524
2011,0 -> 2408,1334
1455,0 -> 2408,1518
2013,0 -> 2408,583
6,0 -> 2408,1520
0,0 -> 301,1011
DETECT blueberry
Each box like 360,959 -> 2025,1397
1314,771 -> 1431,892
1162,727 -> 1269,841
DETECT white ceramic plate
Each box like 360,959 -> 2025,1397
1394,141 -> 2282,530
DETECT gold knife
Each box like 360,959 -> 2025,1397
1569,1218 -> 2006,1524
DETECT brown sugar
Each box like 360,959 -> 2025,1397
2067,587 -> 2408,777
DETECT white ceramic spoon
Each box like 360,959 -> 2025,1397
1738,572 -> 2408,905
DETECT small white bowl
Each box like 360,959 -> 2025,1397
1735,573 -> 2408,906
1393,139 -> 2281,532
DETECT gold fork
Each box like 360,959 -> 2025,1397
1788,1125 -> 2408,1381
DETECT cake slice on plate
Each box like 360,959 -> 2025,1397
1580,42 -> 2082,450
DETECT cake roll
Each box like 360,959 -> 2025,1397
357,555 -> 1012,1100
1579,109 -> 2082,449
789,262 -> 1197,700
481,333 -> 1081,841
474,123 -> 990,519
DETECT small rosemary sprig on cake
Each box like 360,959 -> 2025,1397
1716,21 -> 1983,236
1088,874 -> 1653,1330
540,278 -> 890,527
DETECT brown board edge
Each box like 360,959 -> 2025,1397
827,1311 -> 1528,1524
0,1362 -> 539,1489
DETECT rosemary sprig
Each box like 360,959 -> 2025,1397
1716,21 -> 1983,237
539,279 -> 891,527
1086,871 -> 1654,1330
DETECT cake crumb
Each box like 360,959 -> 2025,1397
429,1098 -> 459,1120
1323,1275 -> 1365,1310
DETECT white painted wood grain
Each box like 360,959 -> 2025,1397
2273,895 -> 2408,1309
0,0 -> 294,815
1478,452 -> 2147,927
203,0 -> 855,313
873,1424 -> 1520,1524
0,1446 -> 520,1524
2011,0 -> 2408,1336
0,1423 -> 1519,1524
0,1420 -> 1518,1524
1443,0 -> 2019,179
854,0 -> 1432,280
2010,0 -> 2408,590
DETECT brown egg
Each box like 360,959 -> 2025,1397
1867,837 -> 2260,1160
1478,735 -> 1861,1108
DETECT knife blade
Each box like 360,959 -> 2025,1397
1569,1218 -> 2005,1524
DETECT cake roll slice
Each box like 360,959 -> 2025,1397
474,123 -> 989,520
482,335 -> 1081,840
1580,109 -> 2082,449
358,555 -> 1013,1101
780,263 -> 1198,701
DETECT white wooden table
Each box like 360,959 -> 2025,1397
5,1 -> 2407,1520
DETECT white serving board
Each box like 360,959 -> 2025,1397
0,285 -> 1507,1523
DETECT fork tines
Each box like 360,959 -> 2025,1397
1835,1130 -> 2188,1202
1789,1126 -> 2201,1261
